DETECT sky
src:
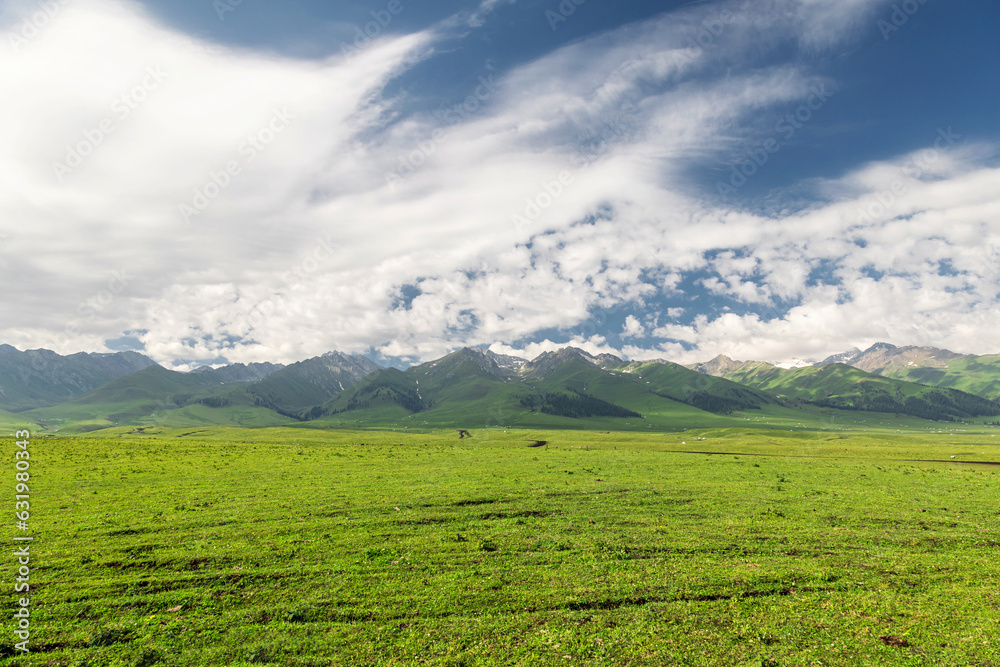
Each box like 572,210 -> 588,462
1,0 -> 998,370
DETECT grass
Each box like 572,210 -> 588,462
0,410 -> 39,432
880,354 -> 1000,400
7,425 -> 1000,665
308,392 -> 993,433
21,401 -> 294,434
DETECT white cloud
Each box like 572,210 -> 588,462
1,0 -> 996,370
621,315 -> 645,339
466,0 -> 516,27
489,336 -> 621,362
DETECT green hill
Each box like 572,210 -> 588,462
16,351 -> 381,432
871,354 -> 1000,400
318,349 -> 531,427
786,343 -> 1000,400
314,347 -> 784,430
247,352 -> 382,416
12,344 -> 1000,435
321,368 -> 426,416
0,344 -> 156,411
523,349 -> 775,416
0,408 -> 38,433
68,365 -> 222,404
613,360 -> 775,414
21,365 -> 289,432
714,362 -> 1000,421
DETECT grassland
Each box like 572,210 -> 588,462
876,355 -> 1000,401
6,425 -> 1000,666
0,410 -> 37,433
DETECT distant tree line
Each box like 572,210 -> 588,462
519,392 -> 641,419
251,395 -> 306,420
675,389 -> 763,415
327,384 -> 427,416
302,404 -> 327,421
195,396 -> 231,409
810,383 -> 1000,421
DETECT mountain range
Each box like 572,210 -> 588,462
2,342 -> 999,434
0,344 -> 157,411
690,342 -> 1000,401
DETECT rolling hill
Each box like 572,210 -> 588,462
19,364 -> 290,432
20,351 -> 383,431
8,342 -> 1000,434
246,352 -> 383,416
817,343 -> 1000,400
318,348 -> 530,426
0,344 -> 156,411
191,361 -> 284,383
694,359 -> 1000,421
315,347 -> 786,429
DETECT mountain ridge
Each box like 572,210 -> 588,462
688,342 -> 1000,400
0,345 -> 157,411
5,342 -> 1000,433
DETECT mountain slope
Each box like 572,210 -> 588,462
317,347 -> 780,428
247,352 -> 383,415
522,347 -> 624,379
0,345 -> 157,411
317,347 -> 633,426
0,408 -> 39,432
21,364 -> 291,431
14,349 -> 382,431
14,342 -> 1000,433
319,349 -> 531,425
817,343 -> 1000,400
23,365 -> 234,423
617,360 -> 775,414
518,350 -> 777,416
319,367 -> 426,421
191,362 -> 284,383
706,361 -> 1000,421
686,354 -> 745,377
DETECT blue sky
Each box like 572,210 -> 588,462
1,0 -> 998,369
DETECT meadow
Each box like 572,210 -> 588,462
6,425 -> 1000,666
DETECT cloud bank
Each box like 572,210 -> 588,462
1,0 -> 997,368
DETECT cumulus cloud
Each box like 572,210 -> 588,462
2,0 -> 996,369
621,315 -> 646,339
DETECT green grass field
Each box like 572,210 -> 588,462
6,425 -> 1000,666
